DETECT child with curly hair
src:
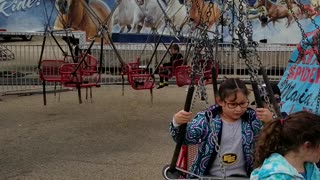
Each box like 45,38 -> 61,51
251,111 -> 320,179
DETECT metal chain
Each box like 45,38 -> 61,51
229,0 -> 278,117
286,1 -> 308,63
186,0 -> 227,178
200,1 -> 227,178
246,19 -> 277,118
287,0 -> 320,62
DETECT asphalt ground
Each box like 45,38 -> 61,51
0,36 -> 258,180
0,85 -> 222,180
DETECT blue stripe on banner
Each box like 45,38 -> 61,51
111,33 -> 188,43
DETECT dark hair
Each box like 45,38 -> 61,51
218,78 -> 250,101
254,111 -> 320,168
171,44 -> 180,52
270,82 -> 281,96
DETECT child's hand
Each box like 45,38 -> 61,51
174,110 -> 192,125
256,108 -> 273,123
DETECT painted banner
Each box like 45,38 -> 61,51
278,15 -> 320,115
0,0 -> 319,43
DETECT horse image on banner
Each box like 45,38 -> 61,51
54,0 -> 113,42
253,0 -> 297,27
112,0 -> 169,34
252,0 -> 316,27
112,0 -> 144,33
185,0 -> 222,29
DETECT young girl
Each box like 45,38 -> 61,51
170,78 -> 263,177
251,111 -> 320,179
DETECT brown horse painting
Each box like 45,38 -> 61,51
254,0 -> 305,27
54,0 -> 113,43
186,0 -> 221,29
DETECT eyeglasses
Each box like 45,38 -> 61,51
224,101 -> 249,109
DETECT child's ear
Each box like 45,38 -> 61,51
216,96 -> 224,106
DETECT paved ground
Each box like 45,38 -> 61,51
0,85 -> 218,180
0,36 -> 258,180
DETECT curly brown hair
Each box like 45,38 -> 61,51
253,111 -> 320,168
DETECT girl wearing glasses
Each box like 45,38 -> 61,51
170,78 -> 263,178
251,111 -> 320,179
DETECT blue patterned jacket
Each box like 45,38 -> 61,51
250,153 -> 320,179
169,105 -> 263,177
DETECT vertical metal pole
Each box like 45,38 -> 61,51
221,0 -> 224,43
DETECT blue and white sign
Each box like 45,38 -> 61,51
278,16 -> 320,114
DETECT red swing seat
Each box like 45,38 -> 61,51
60,54 -> 100,103
59,54 -> 100,88
39,53 -> 100,104
126,62 -> 155,90
175,59 -> 219,87
175,144 -> 199,178
59,63 -> 82,86
175,65 -> 193,87
63,53 -> 98,75
79,53 -> 99,76
39,59 -> 66,82
158,59 -> 185,79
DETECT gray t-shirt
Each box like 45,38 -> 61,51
209,119 -> 247,177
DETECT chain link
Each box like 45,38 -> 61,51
187,0 -> 226,178
229,0 -> 279,117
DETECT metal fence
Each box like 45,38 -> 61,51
0,43 -> 295,93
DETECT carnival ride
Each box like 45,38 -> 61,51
34,0 -> 319,177
38,0 -> 178,104
38,0 -> 117,105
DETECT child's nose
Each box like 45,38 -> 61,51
235,105 -> 242,110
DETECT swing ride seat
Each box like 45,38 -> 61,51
126,62 -> 155,90
78,54 -> 101,88
175,65 -> 193,87
174,59 -> 218,87
59,57 -> 100,103
175,144 -> 199,178
59,61 -> 100,88
59,63 -> 83,87
39,59 -> 66,82
158,59 -> 185,79
39,59 -> 70,106
63,53 -> 98,75
79,53 -> 99,76
121,57 -> 140,77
